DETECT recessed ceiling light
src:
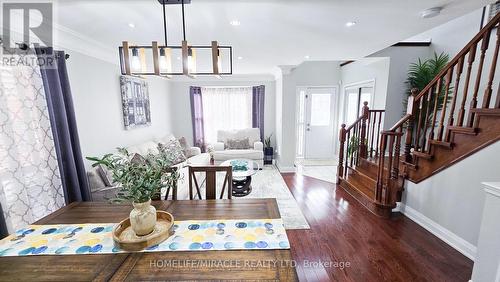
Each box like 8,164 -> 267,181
237,56 -> 243,60
304,55 -> 310,59
176,56 -> 181,60
230,20 -> 241,26
345,21 -> 356,27
128,23 -> 136,28
420,7 -> 442,19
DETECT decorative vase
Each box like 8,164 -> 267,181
130,199 -> 157,236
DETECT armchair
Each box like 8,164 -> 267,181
211,128 -> 264,166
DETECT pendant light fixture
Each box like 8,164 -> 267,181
119,0 -> 233,77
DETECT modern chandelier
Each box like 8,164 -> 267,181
119,0 -> 233,78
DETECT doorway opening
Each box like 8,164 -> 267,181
295,86 -> 338,183
343,80 -> 375,125
295,86 -> 338,163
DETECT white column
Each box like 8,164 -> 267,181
471,182 -> 500,282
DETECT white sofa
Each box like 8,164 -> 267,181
211,128 -> 264,167
87,134 -> 210,201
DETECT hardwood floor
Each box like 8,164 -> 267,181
282,173 -> 473,282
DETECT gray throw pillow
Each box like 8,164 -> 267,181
96,164 -> 116,187
226,138 -> 250,150
178,136 -> 198,158
160,139 -> 187,165
87,168 -> 107,191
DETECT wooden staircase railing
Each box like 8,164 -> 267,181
338,102 -> 385,182
337,12 -> 500,216
377,12 -> 500,207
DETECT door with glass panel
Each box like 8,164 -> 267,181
303,87 -> 337,159
344,85 -> 373,125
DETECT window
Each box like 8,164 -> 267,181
201,87 -> 252,144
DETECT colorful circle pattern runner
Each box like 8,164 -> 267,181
0,218 -> 290,256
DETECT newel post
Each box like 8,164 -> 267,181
337,124 -> 346,182
359,101 -> 369,159
404,89 -> 418,163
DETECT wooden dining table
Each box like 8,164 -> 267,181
0,199 -> 298,281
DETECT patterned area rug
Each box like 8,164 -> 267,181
245,166 -> 310,229
210,166 -> 310,230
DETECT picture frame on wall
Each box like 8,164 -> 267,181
120,75 -> 151,130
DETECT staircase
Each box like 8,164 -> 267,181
337,13 -> 500,218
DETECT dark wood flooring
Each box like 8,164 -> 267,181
282,173 -> 473,282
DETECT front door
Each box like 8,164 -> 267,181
304,87 -> 336,159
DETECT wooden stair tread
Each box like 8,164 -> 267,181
345,172 -> 376,199
349,168 -> 377,187
447,126 -> 478,135
411,151 -> 433,159
470,108 -> 500,116
429,140 -> 453,149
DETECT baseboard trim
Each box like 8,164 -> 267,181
400,203 -> 477,261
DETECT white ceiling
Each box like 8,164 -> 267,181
55,0 -> 489,75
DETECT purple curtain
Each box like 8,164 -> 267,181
190,86 -> 205,152
35,47 -> 91,203
252,85 -> 265,141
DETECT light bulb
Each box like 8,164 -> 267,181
131,48 -> 141,71
159,48 -> 170,73
188,48 -> 196,73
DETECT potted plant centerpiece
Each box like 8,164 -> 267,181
264,134 -> 273,165
87,144 -> 179,236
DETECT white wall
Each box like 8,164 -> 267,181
339,57 -> 390,122
275,61 -> 341,170
66,51 -> 173,165
402,142 -> 500,259
369,46 -> 432,129
168,76 -> 276,147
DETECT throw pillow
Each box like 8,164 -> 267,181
96,164 -> 116,187
178,136 -> 200,158
87,168 -> 107,191
226,138 -> 250,150
159,138 -> 187,165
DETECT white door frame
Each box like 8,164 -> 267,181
341,79 -> 376,125
295,85 -> 339,160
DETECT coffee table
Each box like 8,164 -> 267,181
220,159 -> 260,197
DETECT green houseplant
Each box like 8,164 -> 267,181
404,52 -> 452,145
404,52 -> 451,117
87,144 -> 180,236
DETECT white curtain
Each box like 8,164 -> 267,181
201,87 -> 252,144
0,54 -> 65,233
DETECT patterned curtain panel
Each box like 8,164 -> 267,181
0,53 -> 65,234
252,85 -> 265,141
190,86 -> 205,151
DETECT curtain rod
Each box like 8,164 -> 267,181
11,41 -> 71,60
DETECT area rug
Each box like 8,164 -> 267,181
295,159 -> 337,166
209,166 -> 310,230
245,166 -> 310,229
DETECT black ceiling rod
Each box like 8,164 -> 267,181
181,0 -> 186,41
162,2 -> 168,47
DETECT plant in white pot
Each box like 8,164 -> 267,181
87,144 -> 180,236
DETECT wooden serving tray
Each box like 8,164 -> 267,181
112,211 -> 174,251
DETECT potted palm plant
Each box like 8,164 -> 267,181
264,134 -> 273,165
87,144 -> 179,236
